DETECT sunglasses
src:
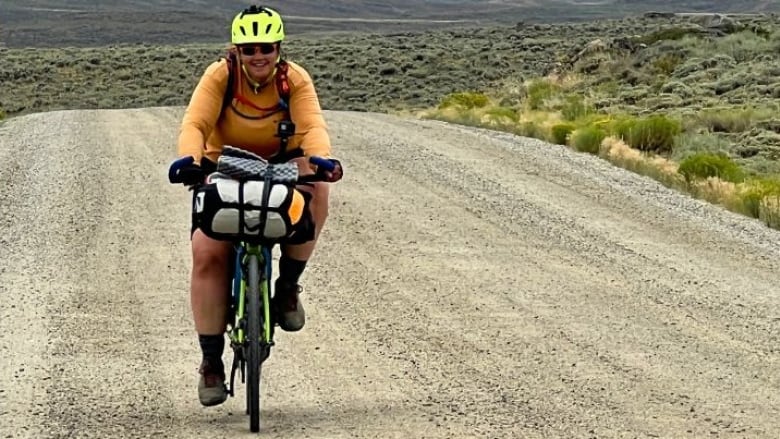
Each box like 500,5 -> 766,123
238,43 -> 277,56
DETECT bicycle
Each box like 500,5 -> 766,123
168,149 -> 338,432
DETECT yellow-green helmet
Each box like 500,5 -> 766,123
231,5 -> 285,45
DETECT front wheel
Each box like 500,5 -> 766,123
246,253 -> 263,432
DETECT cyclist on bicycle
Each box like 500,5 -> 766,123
174,4 -> 343,407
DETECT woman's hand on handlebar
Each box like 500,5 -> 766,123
177,163 -> 206,185
293,156 -> 344,183
309,156 -> 343,182
168,156 -> 205,185
169,154 -> 343,185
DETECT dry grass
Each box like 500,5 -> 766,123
601,137 -> 780,227
601,137 -> 686,189
690,177 -> 743,213
760,196 -> 780,229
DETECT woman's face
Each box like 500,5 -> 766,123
237,43 -> 279,83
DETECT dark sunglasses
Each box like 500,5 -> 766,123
238,43 -> 277,56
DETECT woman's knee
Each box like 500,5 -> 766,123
309,182 -> 330,221
191,229 -> 231,273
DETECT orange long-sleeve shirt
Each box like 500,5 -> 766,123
177,58 -> 331,164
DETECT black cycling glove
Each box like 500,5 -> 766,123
175,163 -> 205,185
315,158 -> 344,182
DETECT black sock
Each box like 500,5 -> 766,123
279,255 -> 307,284
198,334 -> 225,365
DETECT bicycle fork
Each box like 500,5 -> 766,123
227,245 -> 275,397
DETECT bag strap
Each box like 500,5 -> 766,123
221,52 -> 291,115
257,173 -> 273,237
221,51 -> 238,113
219,52 -> 296,161
275,60 -> 291,110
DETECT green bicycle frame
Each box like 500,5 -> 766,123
226,241 -> 276,432
229,242 -> 274,346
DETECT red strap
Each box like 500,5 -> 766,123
228,57 -> 290,113
276,61 -> 290,101
234,92 -> 280,112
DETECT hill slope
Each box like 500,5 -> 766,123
2,0 -> 778,46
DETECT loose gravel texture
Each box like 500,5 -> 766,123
1,107 -> 779,438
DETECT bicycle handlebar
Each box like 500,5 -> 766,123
168,155 -> 196,184
309,156 -> 336,172
168,155 -> 337,186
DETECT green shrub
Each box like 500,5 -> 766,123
485,106 -> 517,120
693,108 -> 770,133
484,107 -> 518,130
672,132 -> 733,161
678,152 -> 746,183
0,109 -> 5,120
517,121 -> 544,139
570,126 -> 606,154
634,27 -> 703,45
652,54 -> 684,76
438,92 -> 490,110
551,122 -> 576,145
561,95 -> 593,121
615,115 -> 681,153
526,79 -> 560,110
660,80 -> 693,97
715,31 -> 775,63
740,178 -> 780,219
608,115 -> 637,138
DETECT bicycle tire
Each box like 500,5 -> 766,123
246,253 -> 262,433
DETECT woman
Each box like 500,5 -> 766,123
175,4 -> 343,407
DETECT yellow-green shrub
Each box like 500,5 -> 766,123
678,152 -> 746,183
740,178 -> 780,219
611,114 -> 681,153
518,121 -> 545,139
438,92 -> 490,110
483,107 -> 518,130
485,106 -> 517,120
570,126 -> 606,154
607,115 -> 636,137
760,195 -> 780,229
578,113 -> 615,130
561,94 -> 593,121
526,79 -> 560,110
551,122 -> 576,145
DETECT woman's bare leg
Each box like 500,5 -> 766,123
190,229 -> 232,406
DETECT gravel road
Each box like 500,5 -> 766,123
1,107 -> 779,438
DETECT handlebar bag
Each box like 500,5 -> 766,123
192,173 -> 314,244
